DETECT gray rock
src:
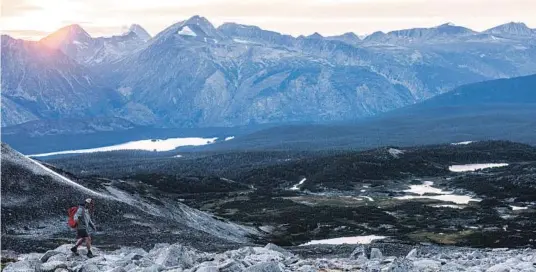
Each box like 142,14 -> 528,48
54,269 -> 69,272
3,260 -> 39,272
472,251 -> 485,259
108,268 -> 127,272
295,265 -> 317,272
406,248 -> 418,259
369,248 -> 383,260
46,254 -> 69,263
78,263 -> 100,272
218,260 -> 245,272
152,244 -> 196,269
39,261 -> 68,272
194,266 -> 219,272
486,264 -> 511,272
387,258 -> 414,272
244,261 -> 284,272
349,246 -> 365,259
413,259 -> 441,272
264,243 -> 293,257
40,251 -> 61,263
142,264 -> 162,272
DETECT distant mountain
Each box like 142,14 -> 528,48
2,17 -> 536,133
40,24 -> 150,64
326,32 -> 361,45
364,23 -> 476,44
126,24 -> 152,42
194,74 -> 536,151
0,35 -> 122,127
398,73 -> 536,109
484,22 -> 535,38
218,23 -> 295,46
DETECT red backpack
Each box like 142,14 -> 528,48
68,206 -> 79,228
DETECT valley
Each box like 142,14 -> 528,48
37,141 -> 536,251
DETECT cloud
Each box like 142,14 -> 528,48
1,0 -> 43,17
1,29 -> 51,40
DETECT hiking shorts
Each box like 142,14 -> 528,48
76,229 -> 89,239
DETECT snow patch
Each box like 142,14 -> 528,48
396,194 -> 479,205
449,163 -> 509,172
290,178 -> 307,190
452,141 -> 474,145
233,38 -> 254,44
388,148 -> 404,158
395,181 -> 480,205
29,137 -> 218,157
431,204 -> 465,209
178,26 -> 197,37
300,235 -> 386,246
403,181 -> 445,195
363,196 -> 374,202
510,205 -> 528,211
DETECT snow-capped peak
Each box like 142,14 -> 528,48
127,24 -> 151,41
175,15 -> 227,40
40,24 -> 92,48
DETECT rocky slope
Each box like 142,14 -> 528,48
1,143 -> 258,253
3,242 -> 536,272
2,17 -> 536,131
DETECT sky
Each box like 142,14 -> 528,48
1,0 -> 535,40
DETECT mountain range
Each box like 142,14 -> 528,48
2,16 -> 536,132
193,74 -> 536,151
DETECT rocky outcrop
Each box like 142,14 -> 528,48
4,243 -> 536,272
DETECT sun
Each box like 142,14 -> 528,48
3,0 -> 83,39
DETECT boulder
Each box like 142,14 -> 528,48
107,268 -> 127,272
486,264 -> 510,272
413,259 -> 441,272
195,266 -> 219,272
349,246 -> 365,259
295,265 -> 317,272
39,261 -> 68,272
369,248 -> 383,260
143,264 -> 162,272
244,261 -> 284,272
486,264 -> 511,272
47,254 -> 69,263
219,260 -> 246,272
40,251 -> 61,263
406,248 -> 418,259
152,244 -> 196,269
264,244 -> 293,257
3,260 -> 39,272
78,263 -> 100,272
387,258 -> 414,272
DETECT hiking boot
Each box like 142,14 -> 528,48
71,247 -> 79,256
87,251 -> 94,258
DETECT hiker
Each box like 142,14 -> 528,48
71,198 -> 97,257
